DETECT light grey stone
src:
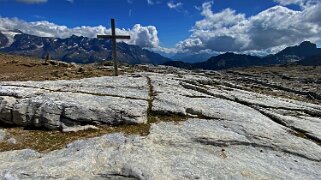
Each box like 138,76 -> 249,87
0,75 -> 149,131
0,129 -> 6,141
0,119 -> 321,179
0,75 -> 149,100
0,72 -> 321,179
6,138 -> 16,144
62,125 -> 98,133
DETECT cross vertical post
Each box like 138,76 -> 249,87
111,19 -> 118,76
97,18 -> 131,76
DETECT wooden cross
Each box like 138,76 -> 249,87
97,19 -> 130,76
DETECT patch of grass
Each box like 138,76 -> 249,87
0,113 -> 188,153
148,112 -> 188,124
0,123 -> 151,153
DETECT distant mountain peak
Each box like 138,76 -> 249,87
0,29 -> 22,47
298,41 -> 316,49
275,41 -> 320,63
0,30 -> 171,65
165,41 -> 321,70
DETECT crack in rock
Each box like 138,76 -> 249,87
194,137 -> 321,162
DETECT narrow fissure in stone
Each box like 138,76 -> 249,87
145,76 -> 189,124
235,77 -> 321,101
181,79 -> 321,146
195,138 -> 321,162
0,84 -> 146,101
234,98 -> 321,146
256,108 -> 321,146
97,173 -> 139,180
146,76 -> 156,123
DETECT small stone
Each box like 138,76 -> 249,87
51,70 -> 60,77
62,125 -> 99,133
77,67 -> 85,73
7,138 -> 17,144
0,129 -> 6,141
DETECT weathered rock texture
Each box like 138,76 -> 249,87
0,76 -> 149,130
1,119 -> 321,179
1,70 -> 321,179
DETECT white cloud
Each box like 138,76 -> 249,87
274,0 -> 305,6
0,17 -> 159,48
147,0 -> 162,5
16,0 -> 74,4
167,1 -> 183,9
147,0 -> 153,5
175,1 -> 321,54
274,0 -> 319,7
16,0 -> 47,3
128,24 -> 159,48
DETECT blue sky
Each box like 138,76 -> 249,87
0,0 -> 320,55
0,0 -> 286,48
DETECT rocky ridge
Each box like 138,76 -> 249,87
0,30 -> 171,65
164,41 -> 321,70
0,67 -> 321,179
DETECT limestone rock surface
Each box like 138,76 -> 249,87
0,119 -> 321,179
1,71 -> 321,179
0,76 -> 149,130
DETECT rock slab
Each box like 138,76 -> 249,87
1,71 -> 321,179
0,76 -> 149,130
0,119 -> 321,179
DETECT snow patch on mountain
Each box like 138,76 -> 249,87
0,30 -> 21,47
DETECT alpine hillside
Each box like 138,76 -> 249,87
164,41 -> 321,70
0,30 -> 171,65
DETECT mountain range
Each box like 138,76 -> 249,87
171,52 -> 218,63
1,29 -> 321,69
164,41 -> 321,70
0,30 -> 171,65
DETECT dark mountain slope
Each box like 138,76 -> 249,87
298,54 -> 321,66
194,53 -> 266,70
164,41 -> 321,70
0,31 -> 8,47
274,41 -> 321,63
0,31 -> 171,65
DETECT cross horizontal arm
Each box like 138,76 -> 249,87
97,35 -> 131,40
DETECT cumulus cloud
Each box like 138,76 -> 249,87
0,17 -> 159,48
176,1 -> 321,54
128,24 -> 159,48
16,0 -> 47,3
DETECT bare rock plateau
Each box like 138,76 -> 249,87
0,67 -> 321,179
